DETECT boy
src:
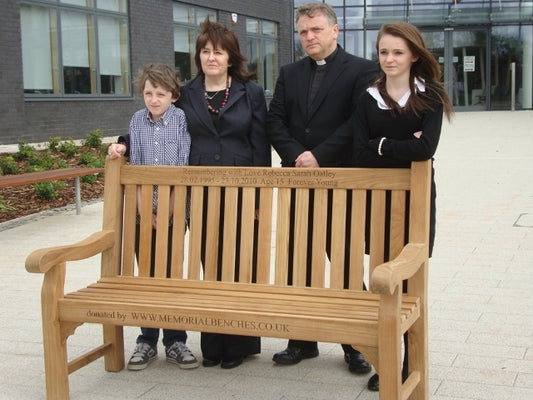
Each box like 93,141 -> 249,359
125,63 -> 198,371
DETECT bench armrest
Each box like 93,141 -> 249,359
371,243 -> 426,295
25,230 -> 115,274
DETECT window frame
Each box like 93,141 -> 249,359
21,0 -> 130,99
172,3 -> 217,82
246,17 -> 279,97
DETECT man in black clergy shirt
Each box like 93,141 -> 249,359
266,2 -> 379,385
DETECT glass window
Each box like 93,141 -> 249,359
294,0 -> 309,7
262,21 -> 276,36
173,5 -> 217,81
173,4 -> 191,23
60,0 -> 87,6
519,25 -> 532,109
21,5 -> 57,94
97,0 -> 126,12
345,7 -> 364,29
20,0 -> 130,97
61,10 -> 92,94
365,4 -> 407,27
491,25 -> 530,110
333,6 -> 344,29
344,30 -> 365,58
98,16 -> 129,94
365,29 -> 379,61
346,0 -> 364,5
247,18 -> 260,34
246,18 -> 278,96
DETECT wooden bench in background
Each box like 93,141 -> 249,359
0,167 -> 104,214
25,156 -> 432,400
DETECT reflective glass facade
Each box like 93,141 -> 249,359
294,0 -> 533,110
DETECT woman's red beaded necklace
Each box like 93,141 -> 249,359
204,76 -> 230,114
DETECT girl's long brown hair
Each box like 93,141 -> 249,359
375,22 -> 453,121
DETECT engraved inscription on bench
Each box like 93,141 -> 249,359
180,167 -> 339,188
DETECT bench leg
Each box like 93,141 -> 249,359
103,325 -> 125,372
378,289 -> 403,400
42,264 -> 70,400
406,311 -> 428,399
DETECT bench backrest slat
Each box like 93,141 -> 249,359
104,161 -> 429,297
349,189 -> 366,290
390,191 -> 407,260
122,184 -> 136,276
170,185 -> 187,278
256,187 -> 273,284
188,186 -> 205,280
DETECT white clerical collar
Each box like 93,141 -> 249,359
367,77 -> 426,110
316,59 -> 326,66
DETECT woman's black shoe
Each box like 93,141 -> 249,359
220,356 -> 244,369
202,357 -> 221,367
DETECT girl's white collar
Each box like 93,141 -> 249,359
367,78 -> 426,110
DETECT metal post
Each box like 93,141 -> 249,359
510,62 -> 516,111
74,177 -> 81,214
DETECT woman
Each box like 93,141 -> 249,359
108,19 -> 271,369
350,22 -> 453,391
179,18 -> 270,370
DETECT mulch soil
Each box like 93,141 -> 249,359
0,149 -> 105,224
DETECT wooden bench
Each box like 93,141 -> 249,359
25,156 -> 432,400
0,167 -> 104,214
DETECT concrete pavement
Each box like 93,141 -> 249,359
1,110 -> 532,399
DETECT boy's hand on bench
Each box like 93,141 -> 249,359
108,143 -> 126,159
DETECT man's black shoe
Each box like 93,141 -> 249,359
367,373 -> 379,391
344,351 -> 371,374
272,346 -> 319,365
367,369 -> 408,391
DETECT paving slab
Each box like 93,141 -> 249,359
1,110 -> 532,399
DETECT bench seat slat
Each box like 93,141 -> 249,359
62,279 -> 420,327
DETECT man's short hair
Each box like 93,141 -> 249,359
295,2 -> 338,26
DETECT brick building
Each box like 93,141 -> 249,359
1,0 -> 293,144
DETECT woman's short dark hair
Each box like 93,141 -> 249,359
194,18 -> 254,82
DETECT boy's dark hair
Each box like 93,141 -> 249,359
194,18 -> 254,82
135,63 -> 181,100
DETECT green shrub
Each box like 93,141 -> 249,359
0,156 -> 18,175
0,195 -> 16,211
24,165 -> 44,173
58,138 -> 78,158
34,180 -> 66,200
92,156 -> 105,168
36,150 -> 69,170
13,141 -> 37,161
48,136 -> 62,152
79,150 -> 104,183
84,129 -> 103,149
81,174 -> 98,184
78,151 -> 96,166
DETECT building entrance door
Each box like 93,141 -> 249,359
422,28 -> 489,110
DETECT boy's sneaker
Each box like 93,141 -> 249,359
165,341 -> 199,369
127,342 -> 157,370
